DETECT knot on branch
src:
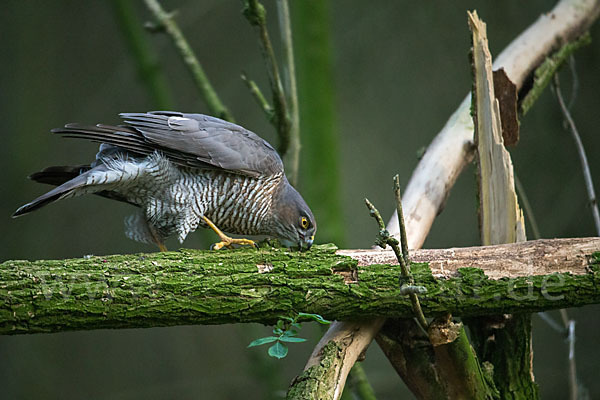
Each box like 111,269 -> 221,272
400,284 -> 427,296
375,228 -> 398,249
242,0 -> 266,27
144,7 -> 178,33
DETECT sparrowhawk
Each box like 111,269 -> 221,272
13,111 -> 316,250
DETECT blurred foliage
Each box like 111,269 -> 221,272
1,1 -> 600,399
293,0 -> 345,245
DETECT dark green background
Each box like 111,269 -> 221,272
1,1 -> 599,398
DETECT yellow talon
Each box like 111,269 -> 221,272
157,242 -> 168,252
148,223 -> 168,252
202,216 -> 257,250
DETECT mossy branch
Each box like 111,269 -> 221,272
520,33 -> 591,116
428,317 -> 499,399
1,238 -> 598,335
377,319 -> 449,399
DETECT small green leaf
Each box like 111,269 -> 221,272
280,316 -> 295,322
279,336 -> 307,343
268,341 -> 288,359
291,322 -> 302,330
283,329 -> 298,337
248,336 -> 278,347
276,320 -> 285,329
273,327 -> 283,335
297,313 -> 331,325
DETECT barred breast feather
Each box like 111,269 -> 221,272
91,152 -> 284,243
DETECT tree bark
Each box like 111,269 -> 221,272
2,238 -> 597,335
464,314 -> 539,399
428,317 -> 499,399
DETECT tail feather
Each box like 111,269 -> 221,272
13,172 -> 91,217
29,165 -> 90,186
14,164 -> 137,218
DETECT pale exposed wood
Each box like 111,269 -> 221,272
469,10 -> 527,245
470,10 -> 534,396
302,320 -> 385,400
338,237 -> 599,279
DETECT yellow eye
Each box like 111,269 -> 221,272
300,216 -> 309,229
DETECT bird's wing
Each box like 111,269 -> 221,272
52,111 -> 284,178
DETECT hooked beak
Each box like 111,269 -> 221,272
299,235 -> 314,251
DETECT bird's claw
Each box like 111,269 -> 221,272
202,215 -> 257,250
211,237 -> 257,250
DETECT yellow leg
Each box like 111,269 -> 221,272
156,242 -> 168,252
202,216 -> 257,250
149,223 -> 168,252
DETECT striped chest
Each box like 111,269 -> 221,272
99,153 -> 283,242
189,169 -> 283,235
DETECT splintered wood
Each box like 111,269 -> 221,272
337,237 -> 599,280
469,10 -> 526,246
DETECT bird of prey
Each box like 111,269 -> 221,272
13,111 -> 316,251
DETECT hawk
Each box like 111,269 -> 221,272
14,111 -> 316,250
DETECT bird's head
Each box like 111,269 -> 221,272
268,177 -> 316,250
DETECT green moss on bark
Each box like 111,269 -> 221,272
286,341 -> 343,399
1,244 -> 599,335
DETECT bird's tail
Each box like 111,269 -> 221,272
29,165 -> 91,186
14,162 -> 139,217
13,166 -> 93,217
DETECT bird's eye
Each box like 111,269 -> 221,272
300,216 -> 309,229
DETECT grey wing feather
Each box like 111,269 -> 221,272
54,124 -> 207,169
120,112 -> 284,177
52,111 -> 284,178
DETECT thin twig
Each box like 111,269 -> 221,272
566,320 -> 577,400
536,312 -> 565,334
567,55 -> 579,110
365,197 -> 428,332
276,0 -> 300,186
241,72 -> 273,121
111,0 -> 173,110
143,0 -> 234,122
560,309 -> 578,400
242,0 -> 292,157
559,308 -> 570,327
392,177 -> 428,331
364,198 -> 402,264
537,309 -> 579,400
553,74 -> 600,235
393,175 -> 409,262
514,175 -> 541,240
